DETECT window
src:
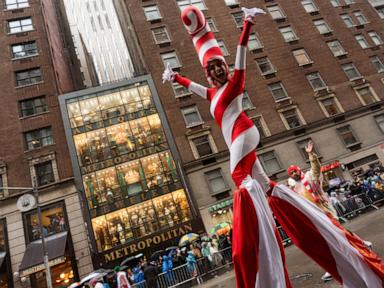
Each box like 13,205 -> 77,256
181,106 -> 203,127
368,31 -> 383,46
374,5 -> 384,19
313,19 -> 332,34
19,96 -> 47,117
355,34 -> 369,48
25,202 -> 66,242
252,117 -> 267,139
15,68 -> 42,86
301,0 -> 318,13
144,5 -> 161,21
345,0 -> 355,4
105,14 -> 112,29
297,138 -> 319,160
306,72 -> 327,90
248,33 -> 263,51
191,135 -> 214,158
292,49 -> 312,65
354,11 -> 368,25
224,0 -> 238,6
90,17 -> 97,32
176,0 -> 207,11
341,63 -> 361,80
5,0 -> 29,10
330,0 -> 341,7
337,125 -> 359,147
205,169 -> 229,195
370,56 -> 384,73
151,26 -> 171,44
242,91 -> 253,110
232,12 -> 243,27
355,86 -> 377,105
341,14 -> 354,28
217,40 -> 229,56
375,114 -> 384,133
160,51 -> 181,69
7,18 -> 33,34
172,83 -> 191,98
282,109 -> 302,129
268,82 -> 289,101
256,57 -> 275,75
320,97 -> 341,116
207,18 -> 218,32
11,41 -> 37,59
267,5 -> 286,20
259,151 -> 282,175
24,127 -> 53,150
327,40 -> 347,56
35,161 -> 55,186
97,15 -> 103,30
279,26 -> 298,42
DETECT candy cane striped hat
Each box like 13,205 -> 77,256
181,5 -> 226,68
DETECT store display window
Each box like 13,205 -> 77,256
107,123 -> 135,157
83,173 -> 100,209
91,190 -> 191,252
79,97 -> 102,130
99,91 -> 125,124
129,117 -> 152,149
138,85 -> 155,113
67,101 -> 84,131
24,202 -> 67,243
159,151 -> 178,182
116,160 -> 144,196
85,129 -> 112,163
121,87 -> 143,114
73,133 -> 91,166
147,114 -> 166,145
95,167 -> 120,205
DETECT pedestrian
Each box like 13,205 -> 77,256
186,251 -> 197,277
90,277 -> 104,288
143,261 -> 159,288
114,266 -> 131,288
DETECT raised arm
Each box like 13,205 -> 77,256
306,140 -> 321,181
233,8 -> 265,81
162,63 -> 208,99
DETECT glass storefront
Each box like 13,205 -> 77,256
64,80 -> 194,255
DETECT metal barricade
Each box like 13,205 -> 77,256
338,193 -> 379,218
157,262 -> 200,288
277,226 -> 291,246
131,280 -> 148,288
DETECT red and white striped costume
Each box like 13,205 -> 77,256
165,5 -> 384,287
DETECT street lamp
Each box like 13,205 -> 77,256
1,177 -> 53,288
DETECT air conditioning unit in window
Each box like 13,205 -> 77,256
314,86 -> 331,97
351,77 -> 366,86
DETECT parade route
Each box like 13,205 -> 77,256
199,207 -> 384,288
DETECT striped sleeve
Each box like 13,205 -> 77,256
233,21 -> 253,80
174,74 -> 208,99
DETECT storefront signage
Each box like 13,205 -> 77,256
20,256 -> 66,277
321,160 -> 340,172
81,143 -> 168,174
208,199 -> 233,213
103,223 -> 193,263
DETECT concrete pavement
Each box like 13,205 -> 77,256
198,208 -> 384,288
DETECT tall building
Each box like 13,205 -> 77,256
63,0 -> 139,86
118,0 -> 384,231
0,0 -> 92,287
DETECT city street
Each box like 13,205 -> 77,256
199,208 -> 384,288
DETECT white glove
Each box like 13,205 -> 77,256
241,7 -> 266,24
162,63 -> 176,83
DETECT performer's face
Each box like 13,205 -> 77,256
289,169 -> 301,181
207,59 -> 228,86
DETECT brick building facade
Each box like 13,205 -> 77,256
120,0 -> 384,231
0,0 -> 92,287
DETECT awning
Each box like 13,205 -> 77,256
0,252 -> 6,267
19,232 -> 68,277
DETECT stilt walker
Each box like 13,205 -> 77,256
162,5 -> 384,287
